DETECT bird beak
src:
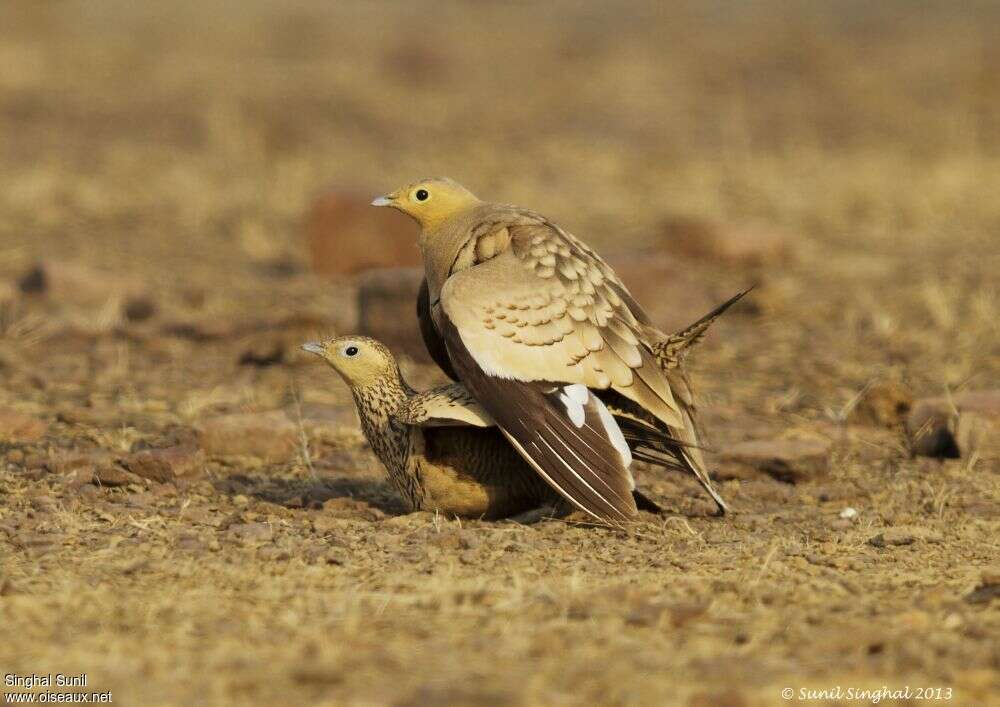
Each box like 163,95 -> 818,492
371,195 -> 393,207
301,342 -> 324,355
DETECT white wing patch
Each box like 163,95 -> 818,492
558,383 -> 590,427
595,396 -> 634,480
556,383 -> 633,477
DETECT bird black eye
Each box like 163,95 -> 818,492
415,189 -> 429,201
345,346 -> 359,357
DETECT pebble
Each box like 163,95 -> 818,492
198,411 -> 299,462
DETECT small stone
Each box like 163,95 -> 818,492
123,445 -> 205,483
6,449 -> 25,465
0,410 -> 47,443
717,437 -> 831,483
93,463 -> 137,488
847,380 -> 912,427
868,526 -> 943,548
233,494 -> 250,508
356,267 -> 428,360
198,411 -> 299,462
907,390 -> 1000,459
307,188 -> 419,276
839,507 -> 858,520
123,296 -> 156,322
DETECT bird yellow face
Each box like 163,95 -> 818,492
301,336 -> 395,388
371,177 -> 479,230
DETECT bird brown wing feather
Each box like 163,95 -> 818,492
417,277 -> 459,381
442,314 -> 638,523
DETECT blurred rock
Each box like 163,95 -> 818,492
123,296 -> 157,322
93,463 -> 138,488
906,390 -> 1000,459
123,445 -> 205,483
717,437 -> 831,483
238,341 -> 285,367
847,380 -> 912,427
965,568 -> 1000,604
307,189 -> 419,276
0,410 -> 47,443
868,526 -> 943,547
198,411 -> 299,462
357,267 -> 429,360
659,216 -> 795,267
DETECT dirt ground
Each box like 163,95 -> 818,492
1,2 -> 998,705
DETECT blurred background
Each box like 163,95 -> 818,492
1,1 -> 998,705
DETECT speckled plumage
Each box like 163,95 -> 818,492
305,336 -> 556,519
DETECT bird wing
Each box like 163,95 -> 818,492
417,278 -> 459,381
441,311 -> 637,522
394,383 -> 495,428
440,221 -> 684,430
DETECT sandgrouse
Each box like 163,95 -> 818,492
372,178 -> 745,523
302,336 -> 667,520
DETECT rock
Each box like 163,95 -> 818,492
717,437 -> 831,483
965,569 -> 1000,605
868,526 -> 943,548
198,411 -> 299,462
0,410 -> 47,443
123,296 -> 156,322
847,380 -> 912,428
356,267 -> 429,360
93,463 -> 138,488
123,445 -> 205,483
306,189 -> 419,276
659,216 -> 795,267
238,341 -> 285,367
907,390 -> 1000,459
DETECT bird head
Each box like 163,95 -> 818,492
371,177 -> 479,230
301,336 -> 396,388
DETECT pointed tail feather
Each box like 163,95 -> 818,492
650,286 -> 754,368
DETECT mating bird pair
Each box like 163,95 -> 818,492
304,178 -> 746,524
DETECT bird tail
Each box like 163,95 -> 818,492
615,411 -> 729,515
646,286 -> 753,369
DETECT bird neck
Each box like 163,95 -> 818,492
419,207 -> 480,301
350,372 -> 423,509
